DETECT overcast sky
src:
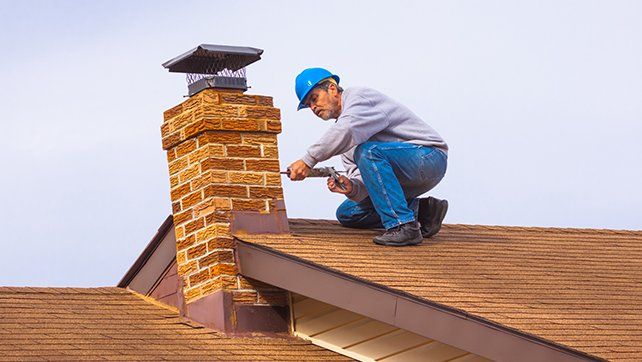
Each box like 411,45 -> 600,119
1,0 -> 640,287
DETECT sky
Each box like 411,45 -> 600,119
0,0 -> 640,287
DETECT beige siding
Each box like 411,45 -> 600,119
292,293 -> 492,362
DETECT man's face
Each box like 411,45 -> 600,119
305,84 -> 342,121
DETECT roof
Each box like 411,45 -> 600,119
236,219 -> 642,361
0,286 -> 348,361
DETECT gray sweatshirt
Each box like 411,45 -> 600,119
301,87 -> 448,202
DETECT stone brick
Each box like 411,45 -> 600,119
205,210 -> 232,224
257,291 -> 289,306
209,263 -> 237,276
176,234 -> 196,251
219,93 -> 257,105
232,199 -> 268,212
262,145 -> 279,158
220,275 -> 238,289
241,133 -> 277,145
204,184 -> 248,198
186,242 -> 207,260
226,145 -> 261,158
228,171 -> 264,185
232,291 -> 258,304
163,103 -> 183,121
245,159 -> 281,172
198,250 -> 235,269
172,201 -> 181,214
183,286 -> 202,302
191,170 -> 228,190
195,224 -> 219,243
162,131 -> 182,150
188,268 -> 211,287
166,149 -> 177,163
215,223 -> 231,235
199,278 -> 222,296
175,139 -> 197,159
189,144 -> 226,165
265,173 -> 282,186
168,156 -> 189,176
178,260 -> 198,276
170,182 -> 191,200
221,119 -> 263,132
165,112 -> 194,134
249,187 -> 283,199
194,198 -> 232,219
181,94 -> 202,113
202,157 -> 245,172
240,106 -> 281,120
181,191 -> 203,209
198,89 -> 220,106
184,217 -> 205,235
207,237 -> 235,249
173,209 -> 193,226
266,120 -> 282,133
254,96 -> 273,106
176,250 -> 187,265
202,106 -> 240,118
175,225 -> 185,239
169,175 -> 179,188
184,118 -> 222,139
197,131 -> 242,145
178,163 -> 201,184
238,276 -> 281,291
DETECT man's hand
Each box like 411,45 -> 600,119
288,159 -> 311,181
327,175 -> 353,195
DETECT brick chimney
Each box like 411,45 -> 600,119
160,45 -> 290,334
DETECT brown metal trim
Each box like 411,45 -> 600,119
117,214 -> 174,289
230,201 -> 290,234
236,241 -> 602,362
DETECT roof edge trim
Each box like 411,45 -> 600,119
236,240 -> 601,362
117,215 -> 174,288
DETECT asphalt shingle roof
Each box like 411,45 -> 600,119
0,286 -> 348,361
238,219 -> 642,361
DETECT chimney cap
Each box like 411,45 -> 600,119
162,44 -> 263,74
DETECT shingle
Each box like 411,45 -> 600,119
0,286 -> 349,361
238,218 -> 642,361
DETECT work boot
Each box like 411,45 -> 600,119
373,221 -> 423,246
418,197 -> 449,238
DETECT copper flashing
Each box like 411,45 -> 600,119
236,241 -> 601,362
230,201 -> 290,235
183,289 -> 289,335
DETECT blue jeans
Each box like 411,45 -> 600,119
336,142 -> 447,230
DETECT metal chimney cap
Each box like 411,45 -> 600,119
162,44 -> 264,74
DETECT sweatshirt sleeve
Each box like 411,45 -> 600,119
301,93 -> 390,168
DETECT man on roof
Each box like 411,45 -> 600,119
288,68 -> 449,246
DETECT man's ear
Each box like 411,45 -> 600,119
328,83 -> 337,95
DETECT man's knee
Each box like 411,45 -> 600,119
335,203 -> 353,226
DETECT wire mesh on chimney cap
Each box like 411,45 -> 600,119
162,44 -> 264,96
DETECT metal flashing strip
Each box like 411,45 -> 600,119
236,240 -> 601,362
118,215 -> 175,293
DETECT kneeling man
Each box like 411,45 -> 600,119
288,68 -> 449,246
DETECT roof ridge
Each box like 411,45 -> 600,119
287,218 -> 642,235
0,286 -> 127,294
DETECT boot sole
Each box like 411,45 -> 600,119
373,234 -> 424,247
422,200 -> 449,238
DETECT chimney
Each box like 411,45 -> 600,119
160,45 -> 290,334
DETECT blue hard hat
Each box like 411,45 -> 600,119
295,67 -> 340,111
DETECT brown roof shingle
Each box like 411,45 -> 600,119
0,286 -> 349,361
238,219 -> 642,361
